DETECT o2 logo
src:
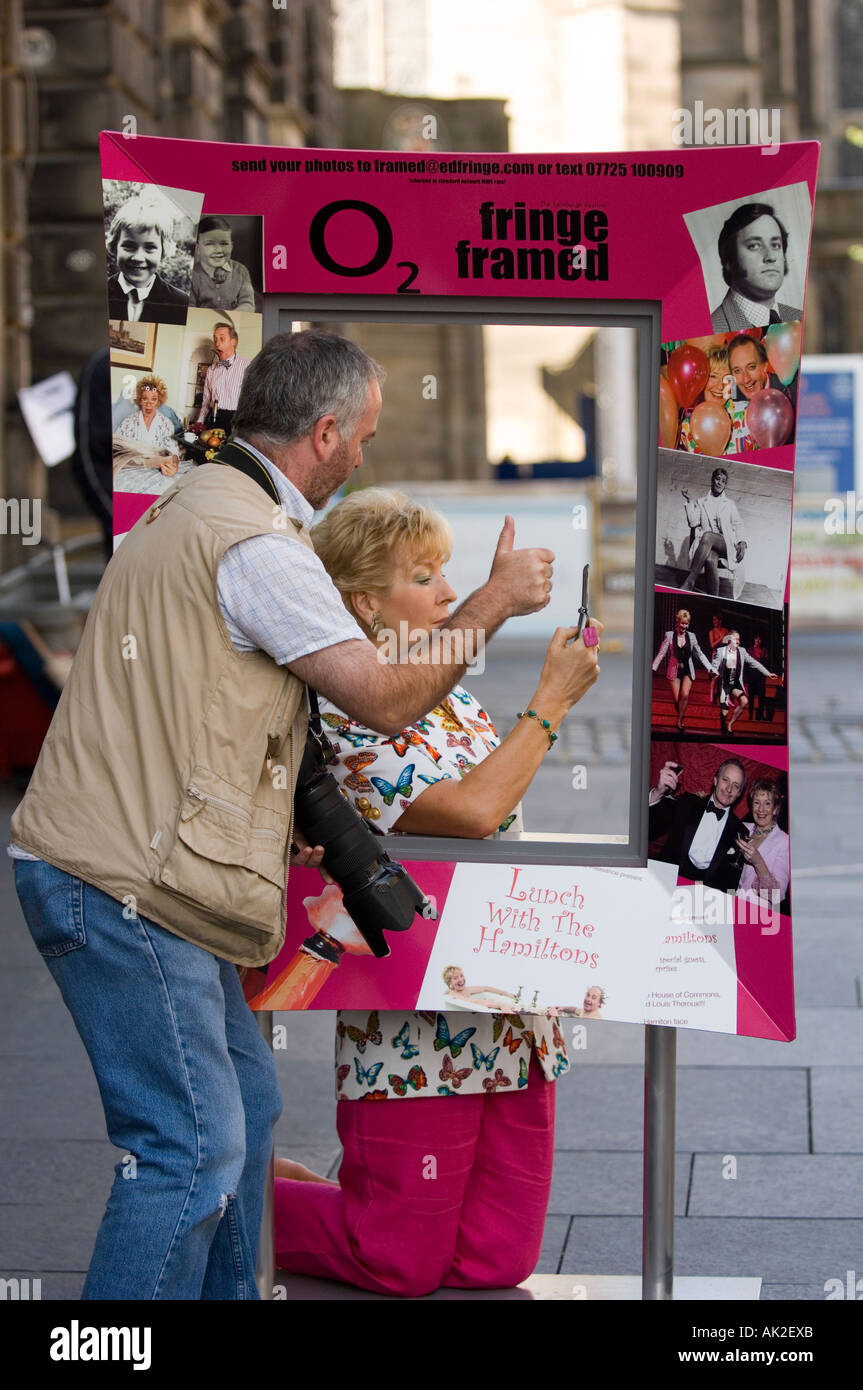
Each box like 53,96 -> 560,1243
308,200 -> 420,294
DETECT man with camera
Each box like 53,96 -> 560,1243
9,330 -> 561,1301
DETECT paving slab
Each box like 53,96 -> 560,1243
1,989 -> 89,1058
0,1201 -> 100,1271
676,1010 -> 863,1067
0,1139 -> 119,1206
535,1214 -> 569,1274
559,1216 -> 863,1284
759,1281 -> 836,1301
688,1155 -> 863,1217
0,965 -> 50,1000
271,1009 -> 338,1060
811,1068 -> 863,1152
676,1067 -> 809,1151
549,1150 -> 691,1216
0,1057 -> 107,1141
272,1059 -> 339,1148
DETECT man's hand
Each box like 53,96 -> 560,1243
649,760 -> 681,805
735,541 -> 747,562
487,515 -> 554,618
289,830 -> 327,873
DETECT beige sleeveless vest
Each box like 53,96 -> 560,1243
11,464 -> 312,966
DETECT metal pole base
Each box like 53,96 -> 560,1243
642,1024 -> 676,1300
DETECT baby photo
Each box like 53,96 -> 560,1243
189,215 -> 263,313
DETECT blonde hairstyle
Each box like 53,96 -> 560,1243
442,965 -> 463,986
135,375 -> 169,407
675,609 -> 691,624
106,191 -> 177,261
707,345 -> 729,370
311,489 -> 453,615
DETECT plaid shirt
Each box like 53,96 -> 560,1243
197,353 -> 250,421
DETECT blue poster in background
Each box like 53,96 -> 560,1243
796,356 -> 863,493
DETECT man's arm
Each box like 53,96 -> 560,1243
682,493 -> 701,528
742,648 -> 774,678
290,516 -> 552,734
290,576 -> 531,736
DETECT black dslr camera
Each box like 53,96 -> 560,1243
292,698 -> 437,958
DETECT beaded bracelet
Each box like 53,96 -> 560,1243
516,708 -> 558,749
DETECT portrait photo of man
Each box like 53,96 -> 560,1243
683,182 -> 811,335
710,202 -> 802,332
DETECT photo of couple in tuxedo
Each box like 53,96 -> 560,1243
648,743 -> 790,910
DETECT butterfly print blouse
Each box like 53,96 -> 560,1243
321,686 -> 569,1099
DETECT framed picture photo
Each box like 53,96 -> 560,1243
109,319 -> 157,368
100,129 -> 819,1041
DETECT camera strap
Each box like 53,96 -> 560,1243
307,685 -> 324,738
213,439 -> 281,506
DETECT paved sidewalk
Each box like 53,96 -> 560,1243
1,632 -> 861,1300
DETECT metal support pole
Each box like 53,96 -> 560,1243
256,1010 -> 275,1301
642,1024 -> 676,1300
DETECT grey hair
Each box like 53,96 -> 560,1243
232,329 -> 385,448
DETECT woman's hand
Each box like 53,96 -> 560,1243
533,622 -> 603,721
159,453 -> 179,477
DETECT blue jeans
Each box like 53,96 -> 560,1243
14,858 -> 282,1300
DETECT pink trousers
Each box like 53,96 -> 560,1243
274,1055 -> 556,1297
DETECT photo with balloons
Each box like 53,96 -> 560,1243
659,322 -> 801,457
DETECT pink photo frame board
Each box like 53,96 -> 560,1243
100,131 -> 819,1040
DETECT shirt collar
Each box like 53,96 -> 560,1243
730,288 -> 774,327
232,436 -> 315,528
118,272 -> 155,300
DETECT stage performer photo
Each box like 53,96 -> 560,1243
652,607 -> 713,731
271,486 -> 601,1298
711,629 -> 778,735
8,330 -> 562,1302
648,756 -> 749,892
678,467 -> 747,598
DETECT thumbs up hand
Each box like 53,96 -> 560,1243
488,515 -> 555,616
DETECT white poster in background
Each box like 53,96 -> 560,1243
416,858 -> 738,1033
398,490 -> 593,640
17,372 -> 77,467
